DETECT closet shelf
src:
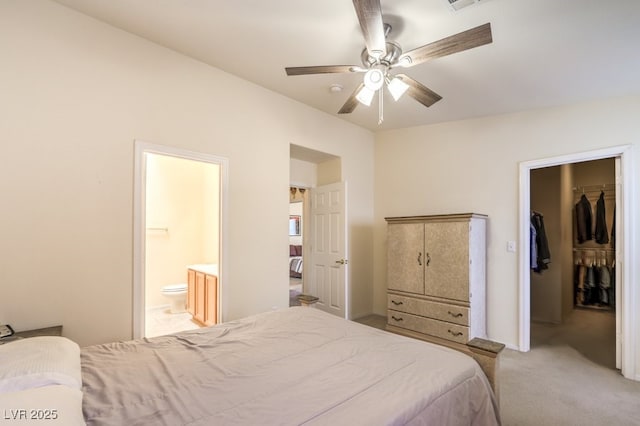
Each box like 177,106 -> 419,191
572,183 -> 615,191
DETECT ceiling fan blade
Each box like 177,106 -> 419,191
352,0 -> 387,59
285,65 -> 365,76
395,74 -> 442,107
397,23 -> 492,68
338,83 -> 365,114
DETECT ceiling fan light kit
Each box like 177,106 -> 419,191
386,76 -> 410,101
363,66 -> 385,91
285,0 -> 493,125
355,86 -> 376,106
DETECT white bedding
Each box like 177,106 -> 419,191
81,307 -> 499,425
0,385 -> 85,425
0,336 -> 82,393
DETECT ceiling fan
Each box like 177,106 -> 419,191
285,0 -> 492,124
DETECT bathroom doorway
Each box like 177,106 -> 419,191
133,141 -> 228,339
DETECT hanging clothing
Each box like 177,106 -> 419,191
530,223 -> 537,270
575,194 -> 593,243
610,265 -> 616,309
600,265 -> 611,305
531,212 -> 551,272
594,191 -> 609,244
610,205 -> 616,247
575,264 -> 586,305
585,265 -> 597,304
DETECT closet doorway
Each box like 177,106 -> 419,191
518,145 -> 635,380
530,159 -> 616,369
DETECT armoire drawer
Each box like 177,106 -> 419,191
387,294 -> 469,326
387,310 -> 469,344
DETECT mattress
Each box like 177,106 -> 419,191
81,307 -> 499,425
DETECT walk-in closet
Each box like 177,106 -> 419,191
530,158 -> 617,370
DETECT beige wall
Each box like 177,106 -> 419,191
145,154 -> 219,308
374,96 -> 640,371
530,166 -> 562,324
0,0 -> 374,346
317,158 -> 342,186
290,158 -> 317,188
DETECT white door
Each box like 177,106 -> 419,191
615,157 -> 622,370
307,182 -> 348,318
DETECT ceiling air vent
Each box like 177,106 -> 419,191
443,0 -> 482,12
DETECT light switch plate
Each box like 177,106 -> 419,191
507,241 -> 516,253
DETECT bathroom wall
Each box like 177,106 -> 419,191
145,153 -> 220,307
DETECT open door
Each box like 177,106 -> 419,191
307,182 -> 348,318
615,157 -> 622,370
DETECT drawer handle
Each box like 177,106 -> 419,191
417,252 -> 422,266
391,316 -> 404,322
448,329 -> 463,337
391,300 -> 403,306
447,311 -> 463,318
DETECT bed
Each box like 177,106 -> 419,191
0,308 -> 500,425
289,244 -> 303,278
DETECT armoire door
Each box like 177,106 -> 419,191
424,220 -> 470,301
387,223 -> 424,294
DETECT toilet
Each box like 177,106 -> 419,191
161,283 -> 188,314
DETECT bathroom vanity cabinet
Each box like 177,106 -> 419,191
187,266 -> 218,326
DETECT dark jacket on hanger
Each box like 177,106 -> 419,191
531,212 -> 551,272
611,205 -> 616,247
595,191 -> 609,244
575,194 -> 593,243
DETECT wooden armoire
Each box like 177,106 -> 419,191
385,213 -> 487,346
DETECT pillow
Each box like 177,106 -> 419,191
0,336 -> 81,393
0,385 -> 85,425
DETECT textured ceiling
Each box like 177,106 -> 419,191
51,0 -> 640,131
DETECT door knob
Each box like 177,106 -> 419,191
335,259 -> 348,265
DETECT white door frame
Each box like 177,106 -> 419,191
518,145 -> 636,380
133,140 -> 229,339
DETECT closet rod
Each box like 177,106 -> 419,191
572,183 -> 615,192
573,247 -> 615,252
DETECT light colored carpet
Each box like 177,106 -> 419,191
500,308 -> 640,426
289,278 -> 302,306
